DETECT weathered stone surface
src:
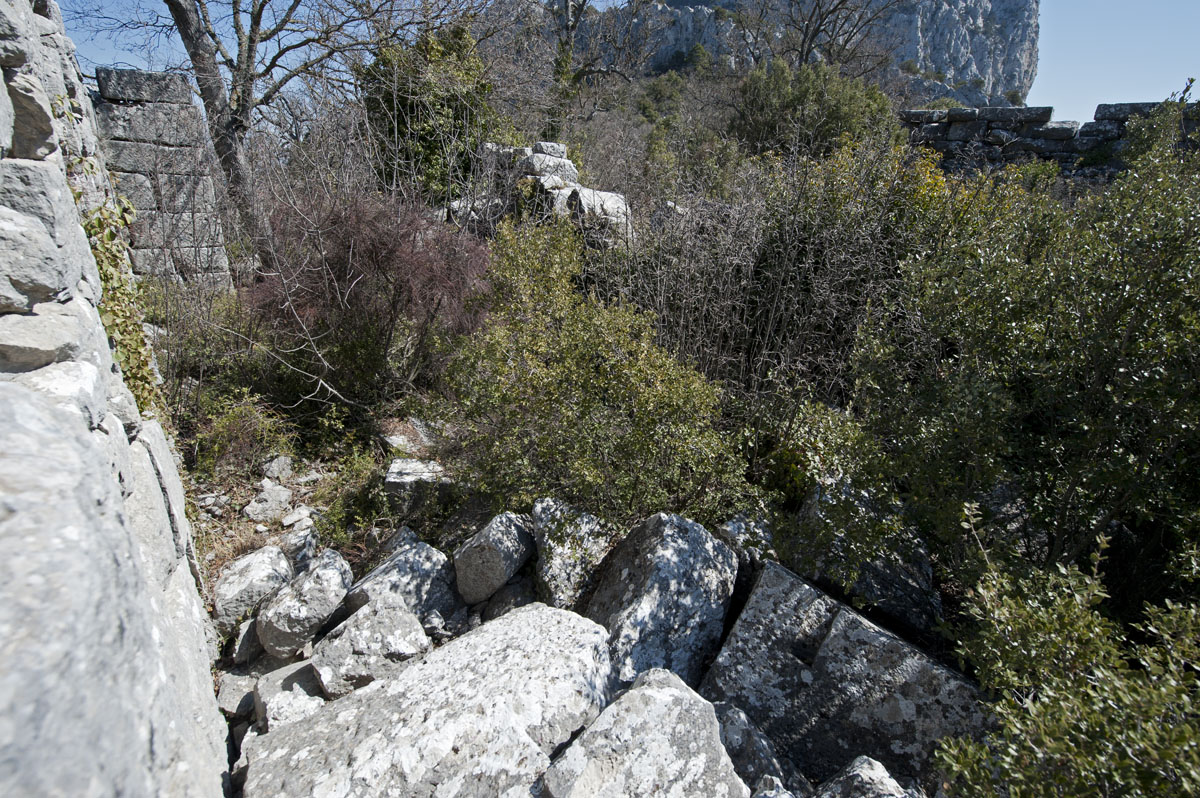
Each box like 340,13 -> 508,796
262,453 -> 293,481
0,1 -> 33,68
344,526 -> 465,633
383,457 -> 450,513
1094,102 -> 1163,122
1023,120 -> 1079,140
312,592 -> 431,697
0,205 -> 73,312
6,68 -> 56,159
582,512 -> 736,686
218,670 -> 258,719
253,659 -> 326,731
568,186 -> 632,243
813,757 -> 914,798
531,497 -> 612,609
124,434 -> 178,587
754,776 -> 799,797
716,702 -> 811,797
242,604 -> 615,798
899,109 -> 947,124
700,563 -> 984,789
0,384 -> 225,797
543,668 -> 750,798
212,545 -> 293,635
0,158 -> 92,256
518,152 -> 580,183
977,106 -> 1053,124
95,100 -> 204,145
454,511 -> 535,604
243,478 -> 292,522
533,141 -> 568,158
946,120 -> 987,142
103,139 -> 206,174
482,574 -> 537,622
0,298 -> 96,371
946,107 -> 979,122
10,359 -> 105,426
96,67 -> 192,104
278,524 -> 317,570
232,617 -> 265,665
257,549 -> 353,657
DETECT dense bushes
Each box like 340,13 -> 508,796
441,221 -> 751,526
731,61 -> 896,154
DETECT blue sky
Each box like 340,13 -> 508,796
1025,0 -> 1200,123
62,0 -> 1199,123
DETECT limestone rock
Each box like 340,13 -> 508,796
383,457 -> 450,514
531,498 -> 612,609
10,359 -> 105,426
257,549 -> 353,658
344,526 -> 464,634
582,512 -> 736,686
262,454 -> 293,481
253,659 -> 326,731
6,68 -> 56,159
716,702 -> 811,797
453,511 -> 535,605
700,564 -> 984,789
568,186 -> 632,244
95,67 -> 192,104
517,152 -> 579,183
242,604 -> 615,797
482,574 -> 537,622
311,593 -> 431,698
231,618 -> 265,665
242,478 -> 292,522
813,757 -> 915,798
533,141 -> 567,158
212,545 -> 293,635
278,525 -> 316,571
217,671 -> 258,719
0,205 -> 67,312
542,668 -> 749,798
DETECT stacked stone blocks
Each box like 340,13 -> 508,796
94,67 -> 230,282
902,102 -> 1200,170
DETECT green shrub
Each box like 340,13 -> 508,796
85,197 -> 160,414
731,61 -> 897,155
311,445 -> 391,562
359,25 -> 495,200
194,388 -> 296,478
442,220 -> 750,526
938,530 -> 1200,796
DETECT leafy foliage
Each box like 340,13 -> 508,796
85,197 -> 161,415
442,220 -> 751,526
359,25 -> 496,200
731,61 -> 896,155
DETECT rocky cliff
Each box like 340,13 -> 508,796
0,1 -> 227,794
640,0 -> 1039,106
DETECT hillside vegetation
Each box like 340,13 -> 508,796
117,9 -> 1200,793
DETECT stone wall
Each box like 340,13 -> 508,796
902,102 -> 1200,171
0,1 -> 227,794
94,67 -> 230,284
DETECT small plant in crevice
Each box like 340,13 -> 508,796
84,196 -> 161,415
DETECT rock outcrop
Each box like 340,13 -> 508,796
242,604 -> 616,797
634,0 -> 1038,107
581,512 -> 737,686
701,563 -> 984,789
311,591 -> 431,697
0,3 -> 226,794
542,668 -> 750,798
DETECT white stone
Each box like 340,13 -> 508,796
212,546 -> 293,635
257,549 -> 352,658
453,511 -> 534,605
311,593 -> 430,698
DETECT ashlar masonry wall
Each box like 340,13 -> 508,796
901,102 -> 1200,170
94,67 -> 231,284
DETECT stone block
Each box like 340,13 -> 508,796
899,109 -> 947,124
977,106 -> 1053,124
128,210 -> 223,250
103,140 -> 206,175
915,122 -> 949,140
946,107 -> 979,122
1094,102 -> 1161,122
110,171 -> 156,210
1021,120 -> 1079,140
95,101 -> 204,146
0,205 -> 74,313
946,120 -> 987,141
155,173 -> 216,213
95,68 -> 192,105
1078,120 -> 1123,140
128,247 -> 173,276
6,68 -> 56,159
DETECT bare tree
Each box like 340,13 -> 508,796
71,0 -> 485,272
740,0 -> 905,76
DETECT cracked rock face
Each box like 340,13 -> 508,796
212,546 -> 293,635
343,526 -> 464,634
542,668 -> 750,798
531,498 -> 613,610
256,549 -> 352,657
700,563 -> 984,790
581,512 -> 737,686
242,604 -> 615,798
453,511 -> 535,605
311,592 -> 431,698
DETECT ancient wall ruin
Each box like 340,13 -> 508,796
902,102 -> 1199,170
94,67 -> 231,284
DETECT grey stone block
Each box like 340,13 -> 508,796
96,68 -> 192,105
110,171 -> 156,210
946,107 -> 979,122
1078,120 -> 1123,140
978,106 -> 1053,124
103,140 -> 206,175
946,120 -> 987,141
1094,102 -> 1161,121
95,101 -> 204,146
899,109 -> 947,124
1021,120 -> 1079,140
128,210 -> 223,250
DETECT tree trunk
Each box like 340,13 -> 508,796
162,0 -> 280,276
